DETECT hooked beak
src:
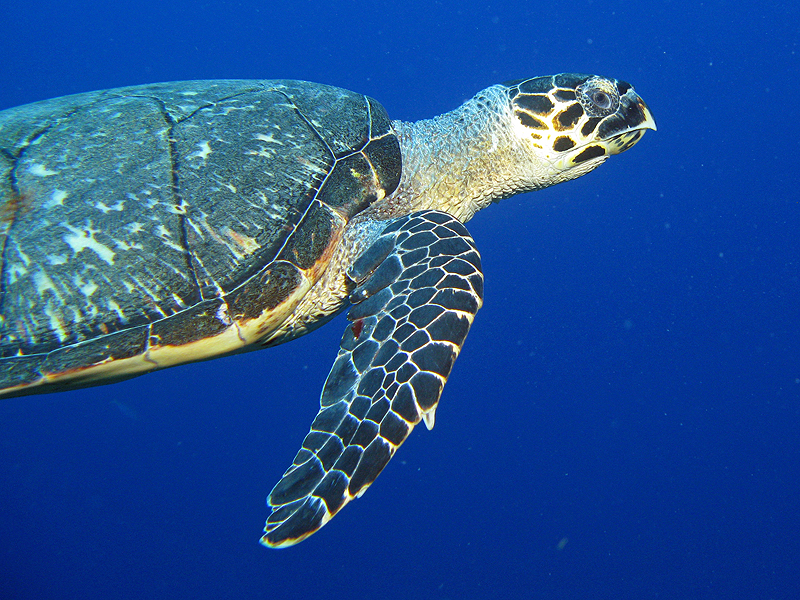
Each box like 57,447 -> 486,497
603,89 -> 656,155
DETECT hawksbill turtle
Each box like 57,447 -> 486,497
0,73 -> 655,547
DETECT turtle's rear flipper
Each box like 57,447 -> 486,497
262,210 -> 484,548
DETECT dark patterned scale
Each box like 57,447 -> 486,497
264,210 -> 483,546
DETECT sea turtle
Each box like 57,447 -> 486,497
0,74 -> 655,547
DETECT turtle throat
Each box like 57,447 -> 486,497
378,85 -> 547,223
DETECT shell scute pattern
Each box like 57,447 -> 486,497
0,80 -> 402,393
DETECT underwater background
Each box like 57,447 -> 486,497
1,1 -> 798,598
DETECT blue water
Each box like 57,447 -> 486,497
2,1 -> 799,598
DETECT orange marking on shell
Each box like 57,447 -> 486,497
225,228 -> 260,253
0,189 -> 34,225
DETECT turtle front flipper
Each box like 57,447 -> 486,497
262,210 -> 484,548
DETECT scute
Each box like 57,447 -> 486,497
0,80 -> 402,395
226,261 -> 305,322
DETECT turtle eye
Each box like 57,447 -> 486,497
576,77 -> 620,118
591,91 -> 611,110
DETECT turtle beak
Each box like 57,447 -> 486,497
603,88 -> 657,155
626,91 -> 657,132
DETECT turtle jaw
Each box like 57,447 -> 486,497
550,88 -> 655,174
600,88 -> 657,155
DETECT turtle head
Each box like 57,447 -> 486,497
504,73 -> 656,189
380,73 -> 654,222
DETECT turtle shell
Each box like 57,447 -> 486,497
0,80 -> 402,396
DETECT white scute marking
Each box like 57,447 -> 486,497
156,225 -> 184,253
187,141 -> 212,162
255,132 -> 282,144
171,293 -> 187,308
80,279 -> 99,297
130,276 -> 161,303
8,263 -> 27,283
107,299 -> 126,321
62,223 -> 116,264
44,189 -> 68,209
28,164 -> 58,177
112,238 -> 143,251
221,105 -> 249,116
215,302 -> 232,325
44,303 -> 68,341
11,243 -> 31,267
33,269 -> 62,299
95,200 -> 125,214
